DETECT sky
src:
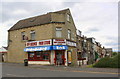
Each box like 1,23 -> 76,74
0,0 -> 119,52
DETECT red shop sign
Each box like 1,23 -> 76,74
53,39 -> 66,45
26,39 -> 52,47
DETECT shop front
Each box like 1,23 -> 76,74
24,45 -> 52,65
24,39 -> 76,66
24,41 -> 68,65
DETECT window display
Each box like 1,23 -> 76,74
42,52 -> 49,60
28,51 -> 50,61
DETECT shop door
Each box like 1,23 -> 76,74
55,50 -> 65,65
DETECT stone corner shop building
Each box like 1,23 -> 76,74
7,9 -> 79,66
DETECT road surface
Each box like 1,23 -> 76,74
2,63 -> 119,77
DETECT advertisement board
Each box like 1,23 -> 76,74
68,51 -> 72,63
53,39 -> 66,45
66,41 -> 76,47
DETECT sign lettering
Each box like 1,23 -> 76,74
53,39 -> 66,45
26,39 -> 52,47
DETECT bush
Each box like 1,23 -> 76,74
93,57 -> 111,68
112,52 -> 118,57
93,53 -> 120,68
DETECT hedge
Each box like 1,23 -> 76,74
93,53 -> 120,68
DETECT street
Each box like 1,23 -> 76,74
2,63 -> 119,77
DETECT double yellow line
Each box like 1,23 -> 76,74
72,70 -> 119,75
30,66 -> 119,75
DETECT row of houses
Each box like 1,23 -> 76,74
76,31 -> 112,65
1,8 -> 112,66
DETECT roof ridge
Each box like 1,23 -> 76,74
21,13 -> 50,21
20,8 -> 69,21
53,8 -> 69,14
9,8 -> 69,31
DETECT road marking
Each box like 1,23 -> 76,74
32,67 -> 119,75
6,74 -> 26,77
72,70 -> 119,75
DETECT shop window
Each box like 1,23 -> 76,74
28,52 -> 35,61
42,52 -> 49,60
29,53 -> 34,57
28,52 -> 49,61
36,52 -> 41,57
30,30 -> 35,40
56,27 -> 62,38
68,29 -> 71,39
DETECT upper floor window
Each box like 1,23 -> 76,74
56,27 -> 62,38
30,30 -> 35,40
21,31 -> 26,40
68,29 -> 71,39
67,14 -> 70,21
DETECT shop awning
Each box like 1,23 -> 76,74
24,45 -> 68,52
24,46 -> 53,52
0,47 -> 7,53
0,52 -> 7,53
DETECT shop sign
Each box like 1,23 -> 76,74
53,39 -> 66,45
24,46 -> 53,52
66,41 -> 76,47
52,45 -> 68,50
24,45 -> 68,52
26,39 -> 52,47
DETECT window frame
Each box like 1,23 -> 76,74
30,30 -> 35,40
68,29 -> 71,39
56,27 -> 62,38
21,31 -> 26,40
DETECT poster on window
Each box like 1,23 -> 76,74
68,51 -> 72,63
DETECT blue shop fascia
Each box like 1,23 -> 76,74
24,39 -> 76,66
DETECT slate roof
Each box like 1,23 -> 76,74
8,9 -> 69,31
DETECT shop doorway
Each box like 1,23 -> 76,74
55,50 -> 65,65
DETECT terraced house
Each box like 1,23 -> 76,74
76,31 -> 88,65
7,9 -> 77,66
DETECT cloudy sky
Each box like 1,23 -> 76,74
0,0 -> 119,51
